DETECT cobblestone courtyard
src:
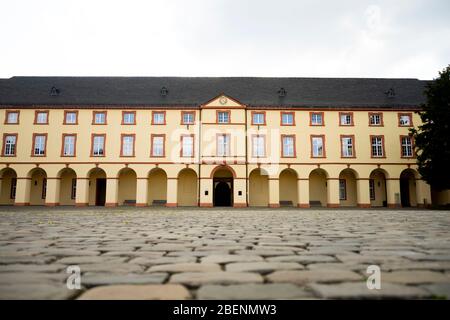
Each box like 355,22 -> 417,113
0,207 -> 449,299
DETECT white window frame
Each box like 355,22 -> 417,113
33,135 -> 46,156
36,112 -> 48,124
182,112 -> 194,125
282,136 -> 294,157
152,136 -> 164,157
63,135 -> 75,156
371,136 -> 384,157
181,135 -> 194,157
65,112 -> 77,124
217,134 -> 230,157
217,111 -> 230,124
341,136 -> 354,157
123,112 -> 135,125
4,135 -> 17,156
340,114 -> 352,125
339,179 -> 346,200
311,113 -> 323,125
6,112 -> 19,124
252,113 -> 265,125
153,112 -> 165,125
94,112 -> 106,124
122,135 -> 134,156
252,135 -> 265,157
369,113 -> 381,125
312,136 -> 324,157
401,136 -> 413,157
92,135 -> 105,156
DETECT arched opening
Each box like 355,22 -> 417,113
0,168 -> 17,205
177,168 -> 198,206
213,167 -> 234,207
148,168 -> 167,206
118,168 -> 137,206
369,169 -> 388,207
58,168 -> 77,206
400,169 -> 418,207
249,168 -> 269,207
28,168 -> 47,205
88,168 -> 107,206
338,169 -> 358,207
279,169 -> 298,207
309,169 -> 328,207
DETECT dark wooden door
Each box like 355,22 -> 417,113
96,178 -> 106,206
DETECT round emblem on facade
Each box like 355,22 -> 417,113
219,97 -> 228,105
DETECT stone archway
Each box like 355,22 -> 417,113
0,168 -> 17,205
118,168 -> 137,206
338,169 -> 358,207
369,169 -> 388,207
177,168 -> 198,206
309,168 -> 328,207
279,169 -> 298,207
58,168 -> 77,206
249,168 -> 269,207
87,168 -> 107,206
212,167 -> 234,207
400,169 -> 418,207
148,168 -> 167,206
28,168 -> 47,206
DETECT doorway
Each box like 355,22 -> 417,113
213,178 -> 233,207
95,178 -> 106,206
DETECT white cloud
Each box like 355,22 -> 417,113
0,0 -> 448,79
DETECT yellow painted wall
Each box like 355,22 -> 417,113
279,169 -> 298,206
339,169 -> 357,207
370,170 -> 387,207
118,169 -> 137,205
148,169 -> 167,205
59,169 -> 76,205
309,169 -> 327,206
0,169 -> 16,205
29,169 -> 46,205
249,169 -> 269,206
177,169 -> 198,206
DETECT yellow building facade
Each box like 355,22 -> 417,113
0,77 -> 434,208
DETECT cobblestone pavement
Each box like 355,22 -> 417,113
0,207 -> 449,300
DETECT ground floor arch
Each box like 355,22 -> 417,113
369,169 -> 387,207
0,168 -> 17,205
28,168 -> 47,205
213,167 -> 234,207
58,168 -> 77,206
249,168 -> 269,207
118,168 -> 137,206
88,168 -> 107,206
177,169 -> 198,206
148,168 -> 167,206
279,169 -> 298,207
339,169 -> 358,207
400,169 -> 418,207
309,169 -> 328,207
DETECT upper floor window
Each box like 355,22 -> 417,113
35,111 -> 49,124
5,111 -> 19,124
32,134 -> 47,156
398,113 -> 413,127
252,135 -> 266,157
281,135 -> 295,157
91,134 -> 105,156
121,135 -> 135,157
339,112 -> 353,126
217,111 -> 230,124
181,135 -> 194,157
2,134 -> 17,156
64,111 -> 78,124
151,135 -> 165,157
122,111 -> 136,125
217,134 -> 230,156
281,112 -> 294,126
93,111 -> 107,125
62,134 -> 76,157
252,112 -> 265,125
181,111 -> 195,125
371,136 -> 385,157
341,135 -> 355,157
310,112 -> 324,126
401,136 -> 413,158
369,112 -> 383,126
152,111 -> 166,125
311,135 -> 325,158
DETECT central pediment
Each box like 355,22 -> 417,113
201,94 -> 245,109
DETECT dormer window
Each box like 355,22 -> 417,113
160,87 -> 169,97
50,86 -> 60,96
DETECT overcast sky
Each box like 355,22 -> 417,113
0,0 -> 449,80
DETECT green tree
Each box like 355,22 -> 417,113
411,65 -> 450,190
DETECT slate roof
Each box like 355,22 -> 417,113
0,76 -> 429,109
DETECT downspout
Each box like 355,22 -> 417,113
198,105 -> 202,207
245,106 -> 248,206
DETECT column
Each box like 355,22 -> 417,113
356,179 -> 371,208
199,178 -> 212,207
386,178 -> 401,208
233,178 -> 247,207
326,178 -> 340,208
166,177 -> 178,207
75,178 -> 89,206
45,178 -> 60,206
136,178 -> 148,207
268,178 -> 280,208
416,179 -> 432,207
14,178 -> 31,206
297,179 -> 310,208
105,178 -> 119,207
